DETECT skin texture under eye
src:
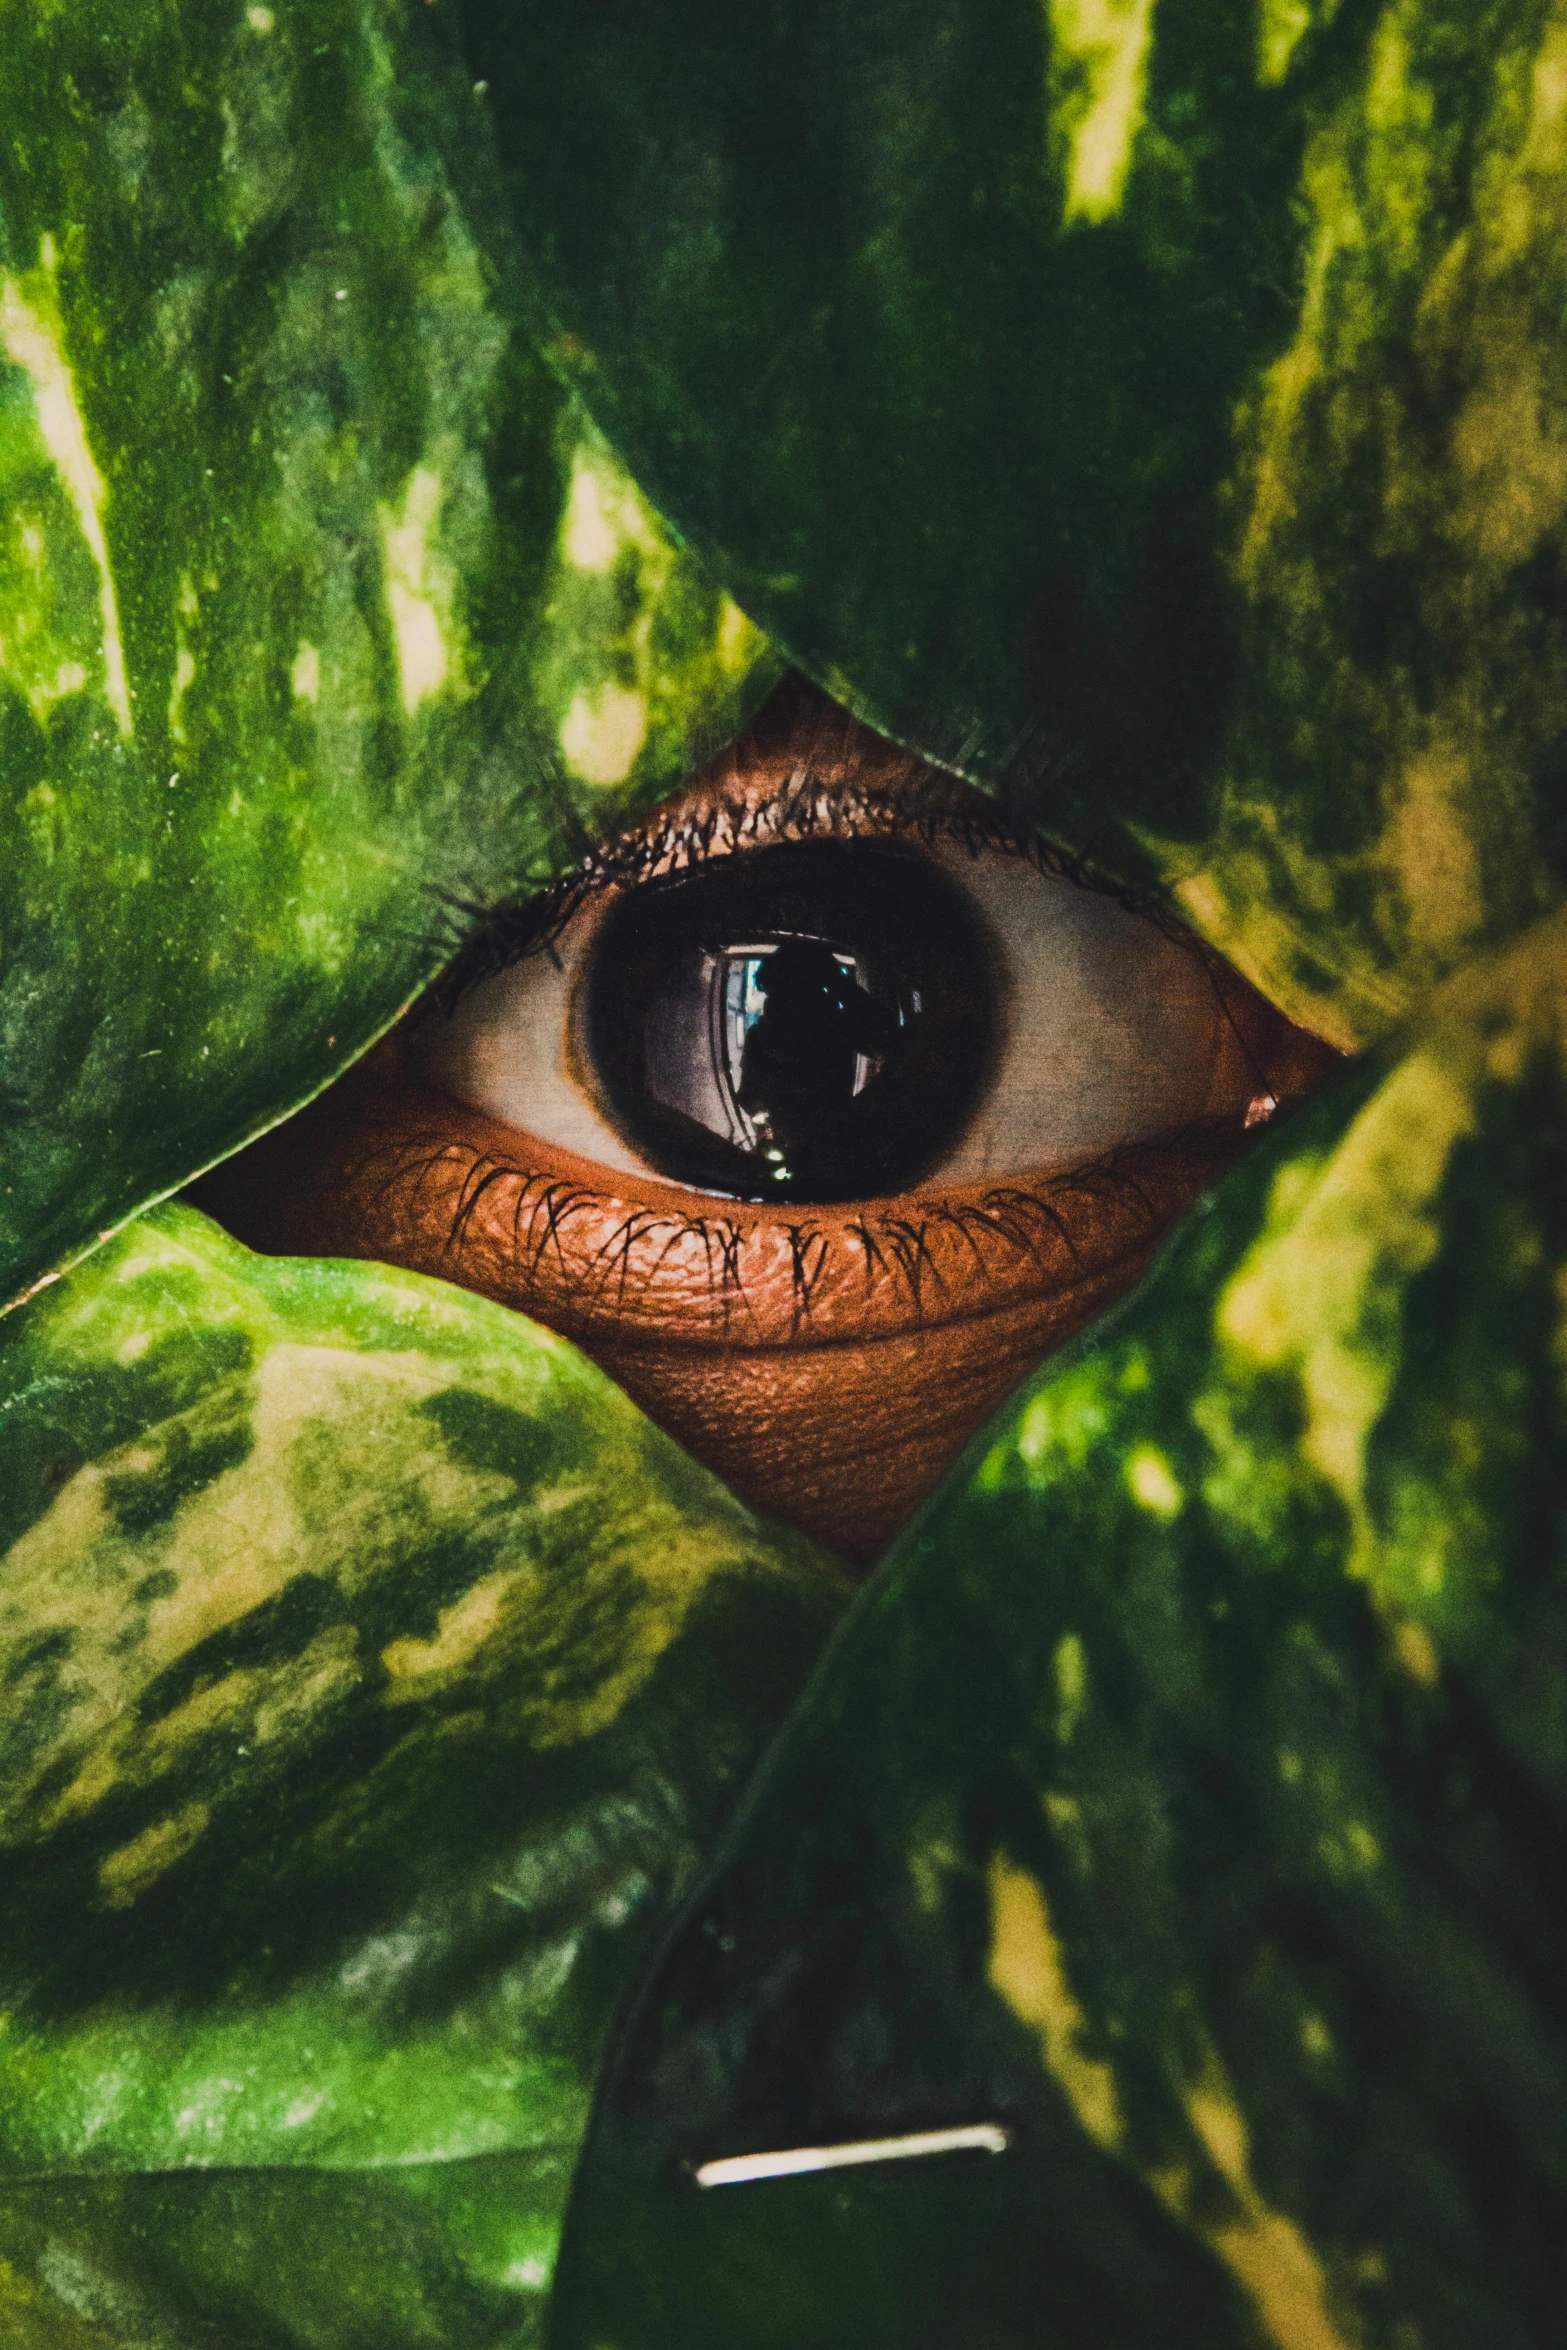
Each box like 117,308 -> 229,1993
191,682 -> 1340,1565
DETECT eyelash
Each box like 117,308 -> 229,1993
360,1117 -> 1206,1332
418,742 -> 1160,1018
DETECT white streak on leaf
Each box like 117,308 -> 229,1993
988,1859 -> 1352,2350
291,640 -> 321,703
168,643 -> 197,739
379,466 -> 454,714
1048,0 -> 1157,224
98,1800 -> 210,1909
1126,1445 -> 1183,1518
559,682 -> 648,787
988,1857 -> 1121,2144
382,1569 -> 517,1688
562,456 -> 625,572
1255,0 -> 1339,86
1215,1047 -> 1473,1574
0,260 -> 133,734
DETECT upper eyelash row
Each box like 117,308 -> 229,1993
411,728 -> 1275,1112
421,746 -> 1163,1016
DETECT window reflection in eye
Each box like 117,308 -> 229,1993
191,679 -> 1341,1564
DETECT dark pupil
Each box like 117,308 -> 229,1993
584,841 -> 997,1203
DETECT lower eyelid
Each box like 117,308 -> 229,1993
344,1080 -> 1251,1352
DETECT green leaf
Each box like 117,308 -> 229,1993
0,1203 -> 850,2342
0,2158 -> 567,2349
549,906 -> 1567,2350
0,0 -> 780,1309
465,0 -> 1567,1046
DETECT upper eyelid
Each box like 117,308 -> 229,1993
422,762 -> 1166,1017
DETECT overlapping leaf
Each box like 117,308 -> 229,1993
551,908 -> 1567,2350
0,1206 -> 850,2345
8,9 -> 1566,2345
467,0 -> 1567,1045
0,0 -> 779,1307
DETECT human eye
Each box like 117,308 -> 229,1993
193,682 -> 1337,1563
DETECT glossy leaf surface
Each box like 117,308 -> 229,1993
467,0 -> 1567,1046
552,908 -> 1567,2350
0,0 -> 779,1308
0,1204 -> 849,2342
0,2159 -> 568,2350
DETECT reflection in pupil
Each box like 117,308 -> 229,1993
585,841 -> 996,1204
735,941 -> 900,1179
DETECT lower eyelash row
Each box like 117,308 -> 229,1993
362,1130 -> 1179,1332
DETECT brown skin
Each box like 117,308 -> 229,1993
191,691 -> 1340,1564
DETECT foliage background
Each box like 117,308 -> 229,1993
2,1 -> 1565,2343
